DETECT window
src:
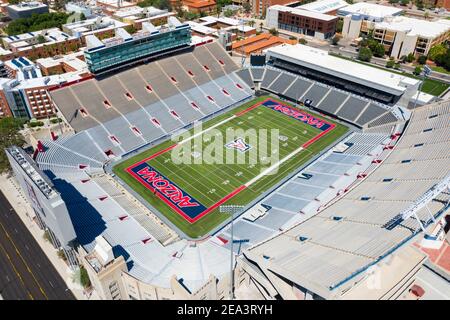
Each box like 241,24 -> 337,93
360,196 -> 371,201
382,178 -> 393,182
423,128 -> 432,132
414,143 -> 424,147
401,159 -> 411,163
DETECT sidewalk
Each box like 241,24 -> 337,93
0,174 -> 100,300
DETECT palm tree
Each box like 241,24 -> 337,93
248,19 -> 255,28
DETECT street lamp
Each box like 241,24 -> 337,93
219,205 -> 244,300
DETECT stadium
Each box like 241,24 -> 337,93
5,17 -> 449,300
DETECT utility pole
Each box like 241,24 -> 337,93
219,205 -> 244,300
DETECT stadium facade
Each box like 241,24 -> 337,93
5,34 -> 450,300
85,17 -> 191,74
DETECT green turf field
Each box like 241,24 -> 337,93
113,96 -> 348,238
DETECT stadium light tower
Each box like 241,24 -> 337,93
219,204 -> 244,300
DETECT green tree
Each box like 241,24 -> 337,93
298,38 -> 307,45
413,66 -> 422,75
216,0 -> 232,16
6,12 -> 70,36
358,47 -> 372,62
336,19 -> 343,33
417,54 -> 427,65
243,1 -> 251,14
268,28 -> 278,36
394,63 -> 401,69
372,42 -> 385,57
428,44 -> 447,61
248,20 -> 255,28
223,9 -> 234,17
0,117 -> 26,174
406,52 -> 415,63
400,0 -> 409,5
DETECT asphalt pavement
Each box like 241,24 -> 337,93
0,191 -> 75,300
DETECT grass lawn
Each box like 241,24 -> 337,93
113,96 -> 348,238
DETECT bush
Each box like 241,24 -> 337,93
358,47 -> 372,62
298,38 -> 307,45
80,266 -> 91,288
289,36 -> 297,41
50,118 -> 62,124
394,63 -> 401,70
57,249 -> 67,261
386,59 -> 395,68
29,121 -> 44,128
268,28 -> 278,36
43,230 -> 51,242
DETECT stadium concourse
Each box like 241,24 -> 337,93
19,39 -> 448,299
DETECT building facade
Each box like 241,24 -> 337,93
6,1 -> 48,20
84,17 -> 191,74
342,15 -> 450,58
266,5 -> 338,39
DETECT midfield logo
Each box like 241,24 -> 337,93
225,137 -> 251,153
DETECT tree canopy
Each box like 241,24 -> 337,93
6,12 -> 70,36
358,47 -> 372,62
0,117 -> 26,174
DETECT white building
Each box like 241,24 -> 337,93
298,0 -> 349,14
337,2 -> 404,21
264,44 -> 420,106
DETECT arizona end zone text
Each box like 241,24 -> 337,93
177,304 -> 273,318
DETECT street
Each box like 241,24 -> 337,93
0,191 -> 75,300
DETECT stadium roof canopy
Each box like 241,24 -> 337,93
264,44 -> 419,96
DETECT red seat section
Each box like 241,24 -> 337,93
151,118 -> 161,127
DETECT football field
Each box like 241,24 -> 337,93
113,96 -> 348,238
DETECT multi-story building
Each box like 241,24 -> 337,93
112,6 -> 175,28
6,147 -> 78,267
252,0 -> 295,17
0,56 -> 88,119
342,13 -> 450,58
62,16 -> 130,43
6,1 -> 48,20
338,2 -> 403,39
297,0 -> 348,15
84,17 -> 191,74
1,28 -> 82,61
371,17 -> 450,58
266,5 -> 338,39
